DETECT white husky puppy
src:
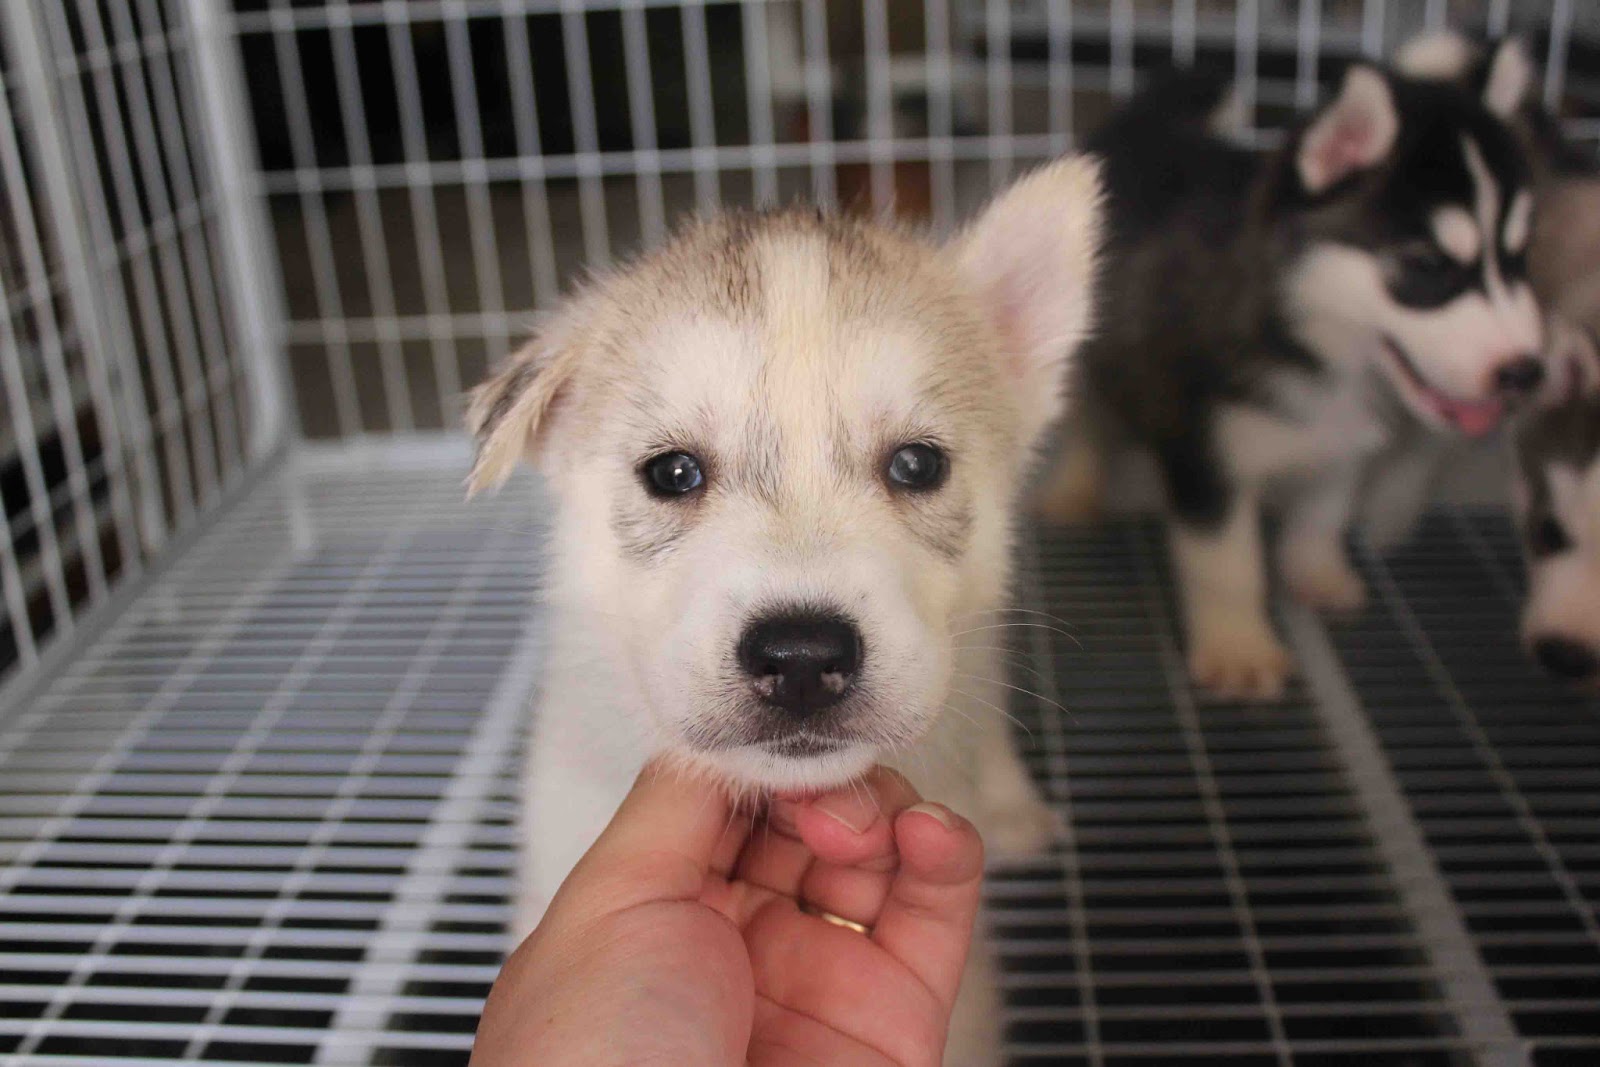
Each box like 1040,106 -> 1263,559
467,158 -> 1102,1064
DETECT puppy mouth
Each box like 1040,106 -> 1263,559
761,733 -> 850,758
1380,336 -> 1504,437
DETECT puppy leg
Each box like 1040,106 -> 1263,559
1359,440 -> 1447,554
944,926 -> 1006,1067
1032,417 -> 1107,524
955,646 -> 1060,857
975,723 -> 1058,858
511,722 -> 634,944
1279,465 -> 1366,615
1170,491 -> 1292,702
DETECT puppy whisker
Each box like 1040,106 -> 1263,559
947,621 -> 1084,649
946,683 -> 1035,738
952,671 -> 1075,722
949,606 -> 1079,631
946,643 -> 1052,684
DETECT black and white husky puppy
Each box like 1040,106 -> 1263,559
1039,46 -> 1546,700
1397,31 -> 1600,689
1512,322 -> 1600,689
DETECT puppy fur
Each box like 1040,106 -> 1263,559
469,158 -> 1103,1065
1039,52 -> 1544,701
1399,31 -> 1600,686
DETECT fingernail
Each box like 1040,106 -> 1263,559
906,802 -> 956,829
814,794 -> 876,835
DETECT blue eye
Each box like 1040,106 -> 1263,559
643,452 -> 704,497
887,443 -> 947,491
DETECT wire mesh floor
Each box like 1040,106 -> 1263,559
0,448 -> 1596,1066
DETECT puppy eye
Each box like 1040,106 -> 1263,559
1404,249 -> 1455,276
886,443 -> 947,492
1388,244 -> 1467,307
643,452 -> 705,497
1530,515 -> 1572,557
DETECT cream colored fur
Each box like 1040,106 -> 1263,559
469,158 -> 1103,1066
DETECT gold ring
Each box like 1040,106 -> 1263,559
800,901 -> 871,936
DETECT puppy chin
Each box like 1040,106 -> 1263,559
675,742 -> 881,797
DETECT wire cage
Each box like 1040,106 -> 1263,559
0,2 -> 1596,1065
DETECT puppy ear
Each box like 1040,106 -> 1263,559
1297,65 -> 1399,195
1395,29 -> 1479,83
951,155 -> 1103,440
465,324 -> 582,495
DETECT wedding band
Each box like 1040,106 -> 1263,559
800,901 -> 871,936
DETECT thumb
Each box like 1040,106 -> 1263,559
871,802 -> 985,1010
548,758 -> 744,921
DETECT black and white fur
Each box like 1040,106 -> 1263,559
1398,31 -> 1600,687
1512,320 -> 1600,687
1039,49 -> 1545,700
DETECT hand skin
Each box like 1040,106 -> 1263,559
469,762 -> 985,1067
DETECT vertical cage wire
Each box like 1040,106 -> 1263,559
0,0 -> 280,701
622,0 -> 669,244
239,2 -> 1596,444
7,0 -> 1596,694
0,4 -> 1596,1065
325,0 -> 415,433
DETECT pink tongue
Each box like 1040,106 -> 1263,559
1442,397 -> 1503,437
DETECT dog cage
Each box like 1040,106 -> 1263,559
0,1 -> 1596,1064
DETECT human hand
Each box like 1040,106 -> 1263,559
469,761 -> 984,1067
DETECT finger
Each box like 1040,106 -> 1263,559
789,767 -> 920,869
871,803 -> 985,1010
788,769 -> 923,928
745,902 -> 945,1067
730,809 -> 814,901
735,767 -> 914,901
550,757 -> 743,921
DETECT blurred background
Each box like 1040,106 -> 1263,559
0,2 -> 1597,1066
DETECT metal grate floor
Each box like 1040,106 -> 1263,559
0,449 -> 1596,1066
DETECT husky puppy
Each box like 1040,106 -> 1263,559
466,158 -> 1102,1064
1511,321 -> 1600,687
1399,32 -> 1600,687
1037,49 -> 1546,701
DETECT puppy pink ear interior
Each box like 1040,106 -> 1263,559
1298,66 -> 1399,194
953,155 -> 1103,439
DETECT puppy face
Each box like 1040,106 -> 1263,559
1399,32 -> 1600,685
469,160 -> 1101,792
1286,55 -> 1544,437
1513,322 -> 1600,688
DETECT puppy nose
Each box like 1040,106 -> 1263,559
1533,637 -> 1598,681
738,614 -> 862,717
1493,356 -> 1545,395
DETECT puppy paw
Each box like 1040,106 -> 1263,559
1286,558 -> 1367,615
1187,610 -> 1294,702
1031,452 -> 1105,525
1033,482 -> 1103,525
979,793 -> 1062,857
